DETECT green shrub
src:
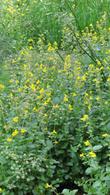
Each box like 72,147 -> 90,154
0,17 -> 110,193
0,1 -> 110,194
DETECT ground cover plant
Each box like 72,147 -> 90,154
0,0 -> 110,195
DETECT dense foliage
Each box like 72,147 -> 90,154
0,0 -> 110,195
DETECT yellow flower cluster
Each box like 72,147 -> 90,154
45,183 -> 52,189
7,128 -> 27,142
81,114 -> 89,122
0,188 -> 3,193
88,151 -> 96,158
47,42 -> 58,52
12,117 -> 19,123
0,83 -> 5,90
12,129 -> 19,137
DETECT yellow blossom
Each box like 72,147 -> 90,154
45,183 -> 52,189
53,104 -> 59,109
107,77 -> 110,82
36,80 -> 40,85
53,41 -> 58,50
39,88 -> 44,94
9,79 -> 14,83
47,43 -> 55,52
0,83 -> 5,90
12,130 -> 19,137
7,137 -> 12,142
81,75 -> 87,81
28,72 -> 33,77
54,141 -> 59,144
28,38 -> 34,44
51,130 -> 57,135
12,117 -> 19,123
44,101 -> 48,106
81,114 -> 89,122
7,6 -> 16,14
44,114 -> 48,117
105,49 -> 110,54
29,46 -> 33,50
21,128 -> 27,134
89,64 -> 94,69
18,87 -> 23,92
64,55 -> 71,71
88,151 -> 96,158
96,60 -> 101,66
64,94 -> 68,102
102,133 -> 109,138
84,140 -> 91,146
30,84 -> 36,91
33,107 -> 38,112
68,104 -> 73,111
72,93 -> 77,97
80,153 -> 84,157
96,96 -> 100,101
0,188 -> 3,193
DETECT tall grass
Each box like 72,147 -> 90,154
1,0 -> 110,62
73,0 -> 110,29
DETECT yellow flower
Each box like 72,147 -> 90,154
96,60 -> 101,66
30,84 -> 36,91
33,107 -> 38,112
107,77 -> 110,82
7,6 -> 16,14
12,117 -> 19,123
80,153 -> 84,157
82,75 -> 87,81
81,114 -> 89,122
53,104 -> 59,109
54,141 -> 59,144
84,140 -> 91,146
36,80 -> 40,85
64,94 -> 68,102
0,83 -> 5,90
47,43 -> 55,52
18,87 -> 23,92
96,96 -> 100,101
89,151 -> 96,158
29,46 -> 33,50
68,104 -> 73,111
12,130 -> 19,137
44,101 -> 48,106
7,137 -> 12,142
28,38 -> 34,44
64,55 -> 71,71
72,93 -> 76,97
105,49 -> 110,54
39,88 -> 44,94
21,128 -> 27,134
53,41 -> 58,50
89,64 -> 94,69
28,72 -> 33,77
9,79 -> 14,83
51,130 -> 57,135
102,133 -> 109,138
45,183 -> 52,189
0,188 -> 3,193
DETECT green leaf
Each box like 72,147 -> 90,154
93,145 -> 103,152
52,96 -> 61,104
62,189 -> 78,195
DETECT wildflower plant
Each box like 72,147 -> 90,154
0,0 -> 110,194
